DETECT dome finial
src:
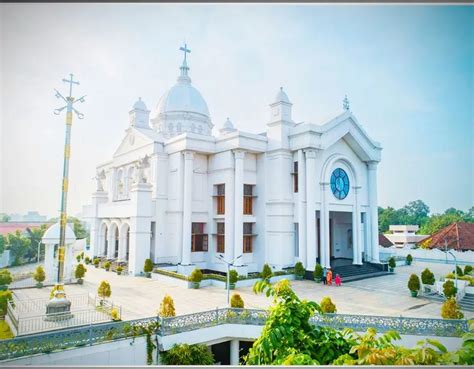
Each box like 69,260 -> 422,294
179,43 -> 191,80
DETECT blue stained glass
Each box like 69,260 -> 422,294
330,168 -> 350,200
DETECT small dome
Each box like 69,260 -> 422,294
223,117 -> 234,130
42,222 -> 76,244
274,87 -> 291,104
133,97 -> 148,111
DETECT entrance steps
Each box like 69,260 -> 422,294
332,263 -> 390,282
423,292 -> 474,312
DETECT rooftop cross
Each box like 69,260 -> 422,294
62,73 -> 80,99
343,94 -> 350,111
179,43 -> 191,63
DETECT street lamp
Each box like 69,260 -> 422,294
215,253 -> 242,307
447,250 -> 458,291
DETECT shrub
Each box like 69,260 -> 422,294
161,344 -> 215,365
443,280 -> 457,298
98,280 -> 111,300
261,264 -> 273,280
189,268 -> 203,283
421,268 -> 435,285
230,293 -> 245,308
110,307 -> 120,321
116,266 -> 123,274
76,254 -> 81,263
93,258 -> 100,267
313,264 -> 323,280
33,265 -> 46,284
406,254 -> 413,264
104,261 -> 111,271
0,290 -> 12,316
407,274 -> 421,292
229,269 -> 239,285
75,264 -> 87,280
0,269 -> 13,287
144,258 -> 153,273
456,266 -> 464,277
85,256 -> 91,265
159,294 -> 176,317
294,262 -> 305,277
464,265 -> 473,275
320,296 -> 337,313
441,298 -> 464,319
388,257 -> 396,269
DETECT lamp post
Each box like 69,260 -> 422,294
215,254 -> 242,307
447,250 -> 458,291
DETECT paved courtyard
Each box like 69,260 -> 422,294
13,260 -> 473,322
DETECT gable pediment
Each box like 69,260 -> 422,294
113,128 -> 155,158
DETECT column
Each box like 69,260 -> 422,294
177,152 -> 184,263
225,163 -> 235,262
305,149 -> 317,271
320,183 -> 330,268
118,227 -> 127,261
233,150 -> 245,266
44,243 -> 56,282
230,339 -> 240,365
106,226 -> 115,259
64,243 -> 74,281
352,187 -> 362,265
181,151 -> 194,266
297,149 -> 307,267
367,161 -> 380,263
89,191 -> 108,258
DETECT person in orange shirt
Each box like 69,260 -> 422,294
326,268 -> 333,285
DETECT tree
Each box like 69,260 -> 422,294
6,231 -> 31,265
159,294 -> 176,317
0,269 -> 13,287
161,344 -> 215,365
0,290 -> 12,317
48,216 -> 89,239
1,215 -> 10,222
260,263 -> 273,280
33,265 -> 46,286
245,279 -> 354,365
407,274 -> 421,296
0,235 -> 5,255
403,200 -> 430,226
441,298 -> 464,319
230,293 -> 244,308
97,280 -> 111,300
443,280 -> 457,298
421,268 -> 435,285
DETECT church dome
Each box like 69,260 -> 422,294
133,97 -> 148,111
274,87 -> 291,104
155,81 -> 210,118
151,46 -> 213,138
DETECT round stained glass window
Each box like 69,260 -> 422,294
330,168 -> 350,200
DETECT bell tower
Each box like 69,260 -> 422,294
129,97 -> 150,128
267,87 -> 295,149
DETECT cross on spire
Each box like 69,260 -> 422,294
62,73 -> 80,98
343,94 -> 350,111
180,43 -> 191,63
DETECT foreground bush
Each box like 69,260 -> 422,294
98,280 -> 111,300
0,269 -> 12,288
0,290 -> 12,316
159,294 -> 176,317
33,265 -> 46,287
230,293 -> 245,308
161,344 -> 215,365
320,296 -> 337,313
261,263 -> 273,280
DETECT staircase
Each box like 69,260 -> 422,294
332,262 -> 390,282
424,292 -> 474,312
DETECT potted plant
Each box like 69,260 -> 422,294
294,262 -> 305,280
97,280 -> 111,305
443,280 -> 457,299
407,273 -> 420,297
93,258 -> 100,268
33,265 -> 46,288
421,268 -> 435,292
144,258 -> 153,278
260,264 -> 273,281
388,257 -> 396,272
75,264 -> 87,284
85,256 -> 91,265
228,269 -> 238,290
188,268 -> 203,289
104,261 -> 111,271
313,263 -> 323,282
406,254 -> 413,266
116,266 -> 123,275
0,269 -> 13,291
159,294 -> 176,317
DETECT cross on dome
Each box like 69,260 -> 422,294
343,94 -> 350,111
180,43 -> 191,63
179,43 -> 191,80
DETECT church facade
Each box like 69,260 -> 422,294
84,47 -> 382,276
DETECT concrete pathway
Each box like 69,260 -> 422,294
14,260 -> 472,322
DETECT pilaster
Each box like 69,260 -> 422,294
297,149 -> 307,267
233,150 -> 245,266
305,149 -> 317,271
181,151 -> 194,266
367,161 -> 380,263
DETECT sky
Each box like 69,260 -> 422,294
1,4 -> 473,219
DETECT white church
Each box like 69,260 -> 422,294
84,45 -> 383,277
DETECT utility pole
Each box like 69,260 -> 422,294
53,74 -> 85,283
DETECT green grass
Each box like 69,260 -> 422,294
0,320 -> 13,340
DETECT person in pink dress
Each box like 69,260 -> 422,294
335,274 -> 342,287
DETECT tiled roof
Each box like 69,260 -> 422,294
419,222 -> 474,251
379,233 -> 394,247
0,222 -> 51,236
